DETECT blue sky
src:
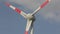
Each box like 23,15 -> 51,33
0,0 -> 60,34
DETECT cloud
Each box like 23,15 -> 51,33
5,0 -> 60,24
41,0 -> 60,24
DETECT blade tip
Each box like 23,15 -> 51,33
46,0 -> 51,2
25,31 -> 28,34
49,0 -> 51,2
5,2 -> 10,6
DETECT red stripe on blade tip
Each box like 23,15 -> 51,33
40,0 -> 49,8
25,31 -> 28,34
15,8 -> 21,14
5,2 -> 10,6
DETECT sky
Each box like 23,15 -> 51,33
0,0 -> 60,34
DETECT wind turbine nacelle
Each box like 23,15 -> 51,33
26,14 -> 34,19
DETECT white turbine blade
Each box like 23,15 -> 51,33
30,27 -> 33,34
30,24 -> 34,34
25,19 -> 33,34
32,0 -> 51,15
5,2 -> 27,18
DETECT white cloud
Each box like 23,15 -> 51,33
40,0 -> 60,23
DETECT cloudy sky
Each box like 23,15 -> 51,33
0,0 -> 60,34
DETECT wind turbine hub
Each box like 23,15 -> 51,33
26,14 -> 35,20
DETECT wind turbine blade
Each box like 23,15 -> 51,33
30,27 -> 33,34
32,0 -> 51,15
5,2 -> 27,18
30,23 -> 34,34
25,19 -> 33,34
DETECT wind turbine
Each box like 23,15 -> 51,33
5,0 -> 51,34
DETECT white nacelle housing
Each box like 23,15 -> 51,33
26,14 -> 34,19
